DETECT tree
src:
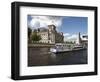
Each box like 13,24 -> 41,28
31,32 -> 41,42
28,27 -> 32,40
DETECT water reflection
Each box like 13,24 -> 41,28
28,47 -> 87,66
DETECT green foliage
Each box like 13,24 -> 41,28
65,41 -> 74,44
31,32 -> 41,42
28,27 -> 32,39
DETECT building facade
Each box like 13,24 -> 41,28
32,24 -> 64,44
76,32 -> 88,47
76,32 -> 81,45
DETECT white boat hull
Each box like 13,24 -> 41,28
50,48 -> 86,53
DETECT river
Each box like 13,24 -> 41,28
28,47 -> 87,66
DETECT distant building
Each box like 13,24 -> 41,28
32,24 -> 64,44
76,32 -> 81,45
76,32 -> 88,47
81,35 -> 88,47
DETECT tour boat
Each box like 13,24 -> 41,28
50,43 -> 86,53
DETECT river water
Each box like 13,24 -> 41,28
28,47 -> 87,66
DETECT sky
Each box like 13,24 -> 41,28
28,15 -> 88,41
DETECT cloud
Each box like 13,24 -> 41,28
64,34 -> 77,41
63,33 -> 70,36
28,15 -> 63,30
67,34 -> 77,39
